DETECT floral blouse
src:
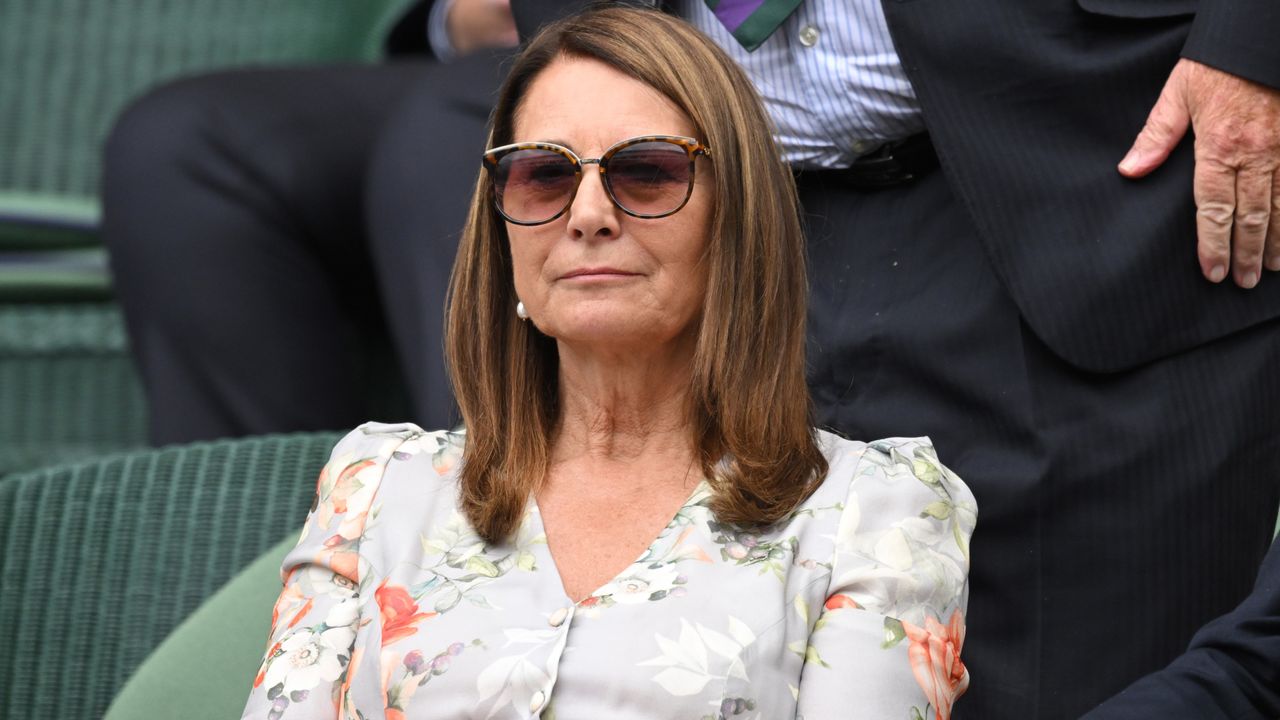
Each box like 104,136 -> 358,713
242,422 -> 977,720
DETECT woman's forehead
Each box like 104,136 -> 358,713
511,57 -> 695,150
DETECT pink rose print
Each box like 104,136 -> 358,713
903,609 -> 969,720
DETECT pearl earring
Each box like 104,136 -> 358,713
516,301 -> 528,320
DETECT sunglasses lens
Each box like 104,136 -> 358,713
493,148 -> 578,224
606,142 -> 694,217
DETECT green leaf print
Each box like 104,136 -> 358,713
433,587 -> 462,613
465,555 -> 501,578
921,500 -> 953,520
803,644 -> 829,668
882,617 -> 906,649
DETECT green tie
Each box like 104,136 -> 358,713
706,0 -> 804,51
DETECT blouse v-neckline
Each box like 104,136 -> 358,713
527,478 -> 711,606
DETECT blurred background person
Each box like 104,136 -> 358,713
103,0 -> 521,443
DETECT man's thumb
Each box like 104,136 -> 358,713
1119,77 -> 1191,178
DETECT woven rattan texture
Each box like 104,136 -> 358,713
0,303 -> 146,475
0,431 -> 343,720
0,0 -> 411,225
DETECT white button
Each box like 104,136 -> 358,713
548,606 -> 571,628
798,24 -> 819,47
529,690 -> 546,713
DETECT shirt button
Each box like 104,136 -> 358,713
852,140 -> 873,155
798,24 -> 820,47
548,606 -> 571,628
529,690 -> 546,713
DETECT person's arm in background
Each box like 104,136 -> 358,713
1118,0 -> 1280,290
428,0 -> 517,61
426,0 -> 623,61
382,0 -> 519,60
1083,533 -> 1280,719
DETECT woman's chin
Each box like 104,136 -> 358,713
545,315 -> 681,354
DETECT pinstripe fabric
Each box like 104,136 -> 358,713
679,0 -> 923,168
876,0 -> 1280,372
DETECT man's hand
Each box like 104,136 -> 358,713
1119,59 -> 1280,289
447,0 -> 518,57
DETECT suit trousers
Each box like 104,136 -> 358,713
103,51 -> 515,443
800,168 -> 1280,718
104,54 -> 1280,717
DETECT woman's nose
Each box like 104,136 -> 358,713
566,169 -> 621,241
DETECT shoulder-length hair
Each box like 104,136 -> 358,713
446,5 -> 827,544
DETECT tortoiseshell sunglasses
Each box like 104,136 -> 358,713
482,135 -> 712,226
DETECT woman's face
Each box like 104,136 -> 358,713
506,57 -> 713,356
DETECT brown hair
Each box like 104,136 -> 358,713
445,5 -> 827,543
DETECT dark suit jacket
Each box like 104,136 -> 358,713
882,0 -> 1280,372
1083,532 -> 1280,718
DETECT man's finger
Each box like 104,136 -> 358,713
1193,157 -> 1236,283
1267,168 -> 1280,272
1231,167 -> 1272,288
1119,73 -> 1191,178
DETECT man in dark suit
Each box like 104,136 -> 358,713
104,0 -> 1280,716
503,2 -> 1280,716
839,3 -> 1280,716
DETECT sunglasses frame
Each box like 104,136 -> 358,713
482,135 -> 712,226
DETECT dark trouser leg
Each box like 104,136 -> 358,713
802,169 -> 1047,717
365,49 -> 516,430
103,64 -> 429,444
1030,318 -> 1280,719
800,170 -> 1280,719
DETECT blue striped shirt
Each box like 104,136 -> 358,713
676,0 -> 924,169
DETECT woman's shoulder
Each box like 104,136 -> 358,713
810,430 -> 977,624
326,421 -> 467,475
305,422 -> 468,571
811,429 -> 977,524
313,422 -> 467,526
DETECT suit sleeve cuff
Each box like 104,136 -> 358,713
1181,0 -> 1280,90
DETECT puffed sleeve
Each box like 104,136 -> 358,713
241,423 -> 418,720
795,438 -> 978,720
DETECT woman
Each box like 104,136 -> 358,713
242,7 -> 976,719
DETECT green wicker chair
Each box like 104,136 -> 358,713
103,532 -> 300,720
0,431 -> 342,720
0,0 -> 415,474
0,303 -> 147,476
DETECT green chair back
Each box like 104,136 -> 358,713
0,431 -> 342,720
0,0 -> 415,239
103,532 -> 299,720
0,303 -> 147,476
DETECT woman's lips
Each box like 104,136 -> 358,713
559,267 -> 640,281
